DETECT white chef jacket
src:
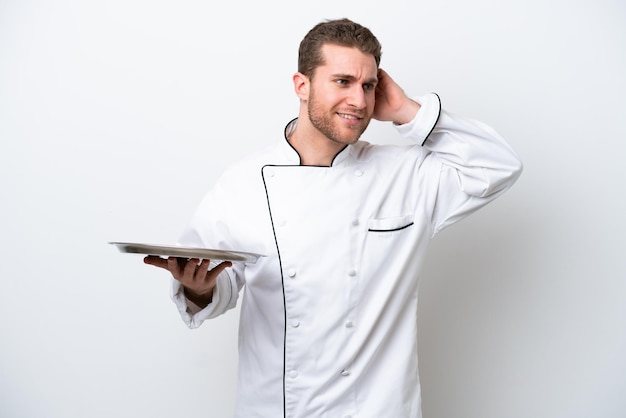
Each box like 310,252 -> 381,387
171,93 -> 523,418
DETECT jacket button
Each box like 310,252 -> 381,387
287,269 -> 296,278
345,321 -> 354,328
348,269 -> 357,277
291,320 -> 300,328
340,369 -> 350,376
354,169 -> 363,177
351,218 -> 359,226
289,370 -> 298,378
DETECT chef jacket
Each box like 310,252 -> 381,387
171,93 -> 523,418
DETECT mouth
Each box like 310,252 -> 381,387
337,112 -> 364,126
337,112 -> 363,120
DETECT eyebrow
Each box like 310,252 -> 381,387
332,73 -> 378,84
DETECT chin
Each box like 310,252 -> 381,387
334,135 -> 362,146
341,126 -> 368,144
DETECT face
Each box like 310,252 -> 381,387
305,44 -> 378,146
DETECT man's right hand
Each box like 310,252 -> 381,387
144,256 -> 232,308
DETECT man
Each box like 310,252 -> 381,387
145,18 -> 522,418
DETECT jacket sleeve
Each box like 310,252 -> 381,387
170,183 -> 246,329
396,93 -> 523,235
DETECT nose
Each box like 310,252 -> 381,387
346,85 -> 367,109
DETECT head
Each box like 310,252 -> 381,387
298,18 -> 382,80
292,19 -> 383,150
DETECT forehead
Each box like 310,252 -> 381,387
317,43 -> 378,79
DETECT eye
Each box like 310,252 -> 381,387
336,79 -> 348,86
363,83 -> 375,91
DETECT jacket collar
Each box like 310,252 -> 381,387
282,118 -> 351,167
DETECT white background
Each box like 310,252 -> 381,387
1,0 -> 625,417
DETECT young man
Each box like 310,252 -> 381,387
145,18 -> 522,418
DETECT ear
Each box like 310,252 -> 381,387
292,72 -> 310,101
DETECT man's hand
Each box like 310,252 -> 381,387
373,68 -> 421,125
144,256 -> 232,308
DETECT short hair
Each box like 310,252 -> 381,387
297,18 -> 382,78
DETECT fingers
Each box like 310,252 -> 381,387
143,255 -> 169,269
167,257 -> 201,281
211,260 -> 233,276
376,68 -> 390,86
196,260 -> 232,287
373,68 -> 417,125
182,257 -> 207,281
144,255 -> 232,281
154,257 -> 231,292
143,256 -> 233,307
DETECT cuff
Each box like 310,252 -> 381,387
170,269 -> 233,329
395,92 -> 441,146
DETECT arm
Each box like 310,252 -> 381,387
143,180 -> 246,328
401,92 -> 523,234
375,69 -> 523,234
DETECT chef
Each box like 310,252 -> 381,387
145,18 -> 523,418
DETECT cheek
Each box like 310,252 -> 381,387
366,93 -> 377,111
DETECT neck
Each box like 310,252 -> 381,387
288,119 -> 347,166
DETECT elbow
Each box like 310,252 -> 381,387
511,154 -> 524,184
484,155 -> 523,197
509,155 -> 524,185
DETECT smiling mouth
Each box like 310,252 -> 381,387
337,113 -> 363,120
